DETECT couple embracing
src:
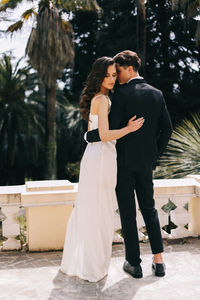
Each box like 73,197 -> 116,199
60,50 -> 173,282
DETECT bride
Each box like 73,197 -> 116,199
60,56 -> 144,282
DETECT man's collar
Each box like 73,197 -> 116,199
127,76 -> 144,83
115,77 -> 145,89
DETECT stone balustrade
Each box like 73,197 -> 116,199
114,177 -> 200,242
0,185 -> 25,250
0,177 -> 200,251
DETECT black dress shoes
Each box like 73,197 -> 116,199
123,260 -> 143,278
152,261 -> 166,277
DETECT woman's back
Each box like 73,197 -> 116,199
89,94 -> 110,131
89,95 -> 117,148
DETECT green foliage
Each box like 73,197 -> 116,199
171,0 -> 200,18
58,0 -> 101,12
66,0 -> 138,103
162,199 -> 177,214
154,112 -> 200,179
26,9 -> 74,89
0,54 -> 45,185
171,1 -> 200,44
1,0 -> 101,89
0,0 -> 24,12
56,101 -> 87,179
1,0 -> 100,180
0,54 -> 86,184
145,1 -> 200,123
63,0 -> 200,124
66,161 -> 80,182
16,212 -> 27,244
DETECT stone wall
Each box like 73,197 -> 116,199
0,177 -> 200,251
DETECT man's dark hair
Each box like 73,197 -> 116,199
114,50 -> 141,72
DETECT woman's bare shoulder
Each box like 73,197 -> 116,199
92,94 -> 109,103
90,94 -> 109,114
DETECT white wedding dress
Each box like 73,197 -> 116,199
60,95 -> 117,282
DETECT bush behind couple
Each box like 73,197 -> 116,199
60,50 -> 173,282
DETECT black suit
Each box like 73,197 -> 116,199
86,78 -> 173,266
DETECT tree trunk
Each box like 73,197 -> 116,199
136,0 -> 146,75
157,0 -> 171,91
45,86 -> 57,179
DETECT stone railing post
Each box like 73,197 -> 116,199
1,205 -> 21,250
187,174 -> 200,235
0,185 -> 24,250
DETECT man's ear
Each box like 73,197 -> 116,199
128,65 -> 134,73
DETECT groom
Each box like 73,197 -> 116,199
85,50 -> 172,278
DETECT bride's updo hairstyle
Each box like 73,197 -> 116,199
80,56 -> 115,120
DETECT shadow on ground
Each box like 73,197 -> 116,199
48,270 -> 161,300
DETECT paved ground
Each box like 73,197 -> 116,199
0,238 -> 200,300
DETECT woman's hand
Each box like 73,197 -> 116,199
127,116 -> 144,133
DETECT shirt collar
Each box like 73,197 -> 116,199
127,76 -> 144,83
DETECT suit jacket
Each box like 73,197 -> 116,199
86,78 -> 173,168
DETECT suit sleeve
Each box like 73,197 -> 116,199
157,95 -> 173,156
85,128 -> 101,143
108,89 -> 124,130
85,89 -> 124,142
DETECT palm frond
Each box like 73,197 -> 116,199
59,0 -> 101,12
13,56 -> 26,75
26,7 -> 74,88
0,54 -> 45,179
61,19 -> 73,34
21,8 -> 37,20
7,20 -> 23,33
0,0 -> 23,12
154,112 -> 200,179
1,0 -> 10,4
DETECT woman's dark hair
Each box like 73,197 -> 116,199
114,50 -> 141,72
80,56 -> 115,120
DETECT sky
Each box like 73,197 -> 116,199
0,1 -> 36,64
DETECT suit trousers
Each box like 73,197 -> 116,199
116,165 -> 163,266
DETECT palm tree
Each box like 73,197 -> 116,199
0,54 -> 44,184
0,0 -> 101,179
171,0 -> 200,43
154,112 -> 200,179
